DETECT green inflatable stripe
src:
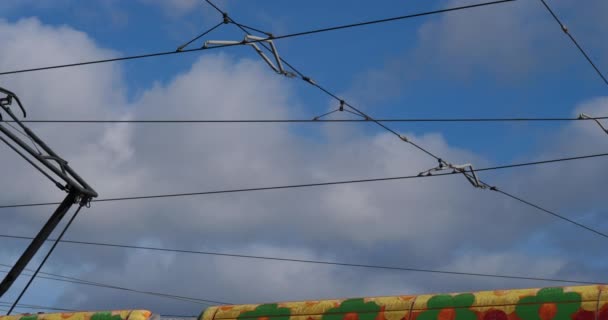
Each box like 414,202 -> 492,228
238,304 -> 291,320
91,312 -> 123,320
322,298 -> 381,320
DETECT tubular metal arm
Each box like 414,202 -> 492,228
0,87 -> 97,298
204,35 -> 296,78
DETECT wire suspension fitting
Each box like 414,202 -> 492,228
313,100 -> 368,121
203,35 -> 296,78
418,158 -> 491,189
578,113 -> 608,135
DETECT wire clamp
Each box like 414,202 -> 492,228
0,88 -> 27,119
578,113 -> 608,134
312,100 -> 367,121
204,35 -> 296,78
302,76 -> 316,85
222,12 -> 231,24
399,135 -> 409,142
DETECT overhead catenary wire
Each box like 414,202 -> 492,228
6,116 -> 608,124
538,0 -> 608,86
0,265 -> 226,306
0,234 -> 605,287
0,0 -> 515,76
2,151 -> 608,242
0,157 -> 606,300
1,151 -> 607,209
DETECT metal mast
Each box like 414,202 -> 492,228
0,87 -> 97,298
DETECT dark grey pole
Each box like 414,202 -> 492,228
0,190 -> 79,298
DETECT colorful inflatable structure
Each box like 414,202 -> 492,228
2,285 -> 607,320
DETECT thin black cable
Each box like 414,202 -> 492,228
1,151 -> 607,209
4,116 -> 608,123
493,189 -> 608,239
204,0 -> 223,14
0,235 -> 604,286
0,0 -> 516,76
0,265 -> 223,305
538,0 -> 608,86
177,21 -> 224,52
7,203 -> 85,315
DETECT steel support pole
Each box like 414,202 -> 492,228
0,190 -> 79,298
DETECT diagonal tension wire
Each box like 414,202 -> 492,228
204,0 -> 608,241
0,234 -> 604,286
493,189 -> 608,240
210,0 -> 444,160
210,0 -> 446,161
0,0 -> 515,76
538,0 -> 608,86
7,203 -> 85,315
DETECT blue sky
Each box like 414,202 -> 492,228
0,0 -> 608,317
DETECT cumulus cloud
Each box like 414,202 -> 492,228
0,14 -> 607,317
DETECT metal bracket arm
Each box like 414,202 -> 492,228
204,35 -> 296,78
0,90 -> 97,197
418,159 -> 487,189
